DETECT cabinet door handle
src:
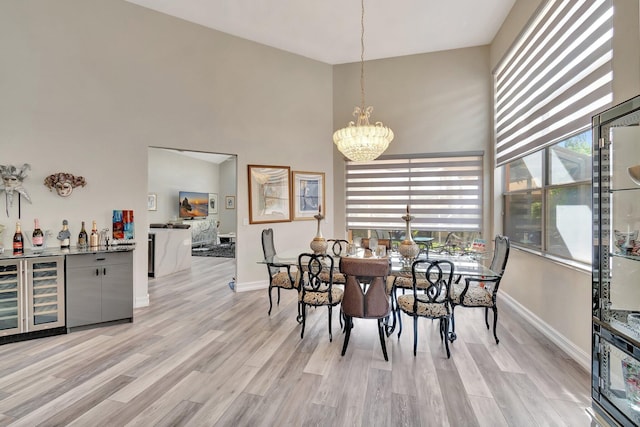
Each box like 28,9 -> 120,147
96,268 -> 100,276
103,268 -> 106,276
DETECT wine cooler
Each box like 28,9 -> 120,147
0,256 -> 65,338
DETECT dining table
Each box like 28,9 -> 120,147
260,247 -> 497,280
259,247 -> 500,338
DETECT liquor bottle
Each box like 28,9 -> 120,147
89,220 -> 99,248
58,220 -> 70,249
32,218 -> 44,247
78,221 -> 88,248
13,221 -> 24,255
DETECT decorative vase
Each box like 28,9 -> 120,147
310,213 -> 328,255
398,213 -> 419,261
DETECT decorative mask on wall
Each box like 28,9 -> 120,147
44,172 -> 87,197
0,164 -> 32,215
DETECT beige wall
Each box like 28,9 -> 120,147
332,46 -> 492,238
0,0 -> 334,304
489,0 -> 640,367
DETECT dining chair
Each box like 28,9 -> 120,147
397,259 -> 455,358
261,228 -> 297,316
340,257 -> 391,361
325,239 -> 349,285
450,235 -> 510,344
298,253 -> 344,342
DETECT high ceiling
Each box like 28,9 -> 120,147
125,0 -> 516,65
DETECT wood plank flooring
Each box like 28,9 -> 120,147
0,257 -> 592,426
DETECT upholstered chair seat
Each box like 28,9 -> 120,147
451,283 -> 492,306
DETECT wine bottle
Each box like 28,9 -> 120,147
78,221 -> 88,248
59,220 -> 70,249
32,218 -> 44,247
89,220 -> 99,248
13,221 -> 24,255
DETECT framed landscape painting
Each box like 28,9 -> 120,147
248,164 -> 291,224
292,171 -> 324,220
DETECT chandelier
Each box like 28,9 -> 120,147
333,0 -> 394,162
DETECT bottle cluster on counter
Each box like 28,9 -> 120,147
5,212 -> 135,255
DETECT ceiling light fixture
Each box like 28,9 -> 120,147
333,0 -> 394,162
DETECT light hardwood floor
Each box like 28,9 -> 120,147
0,256 -> 592,426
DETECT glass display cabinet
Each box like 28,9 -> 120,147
593,94 -> 640,426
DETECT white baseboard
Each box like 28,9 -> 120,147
235,280 -> 268,293
500,292 -> 590,372
134,294 -> 150,308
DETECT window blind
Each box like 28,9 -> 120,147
494,0 -> 613,167
345,152 -> 483,232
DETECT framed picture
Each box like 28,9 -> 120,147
248,164 -> 291,224
208,193 -> 218,214
292,171 -> 325,220
147,193 -> 157,211
225,195 -> 235,209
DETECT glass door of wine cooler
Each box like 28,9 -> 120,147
0,260 -> 22,336
26,256 -> 65,331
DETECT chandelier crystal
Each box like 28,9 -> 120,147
333,0 -> 394,162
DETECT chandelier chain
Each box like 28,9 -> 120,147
360,0 -> 365,109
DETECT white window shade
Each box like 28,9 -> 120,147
345,152 -> 483,232
494,0 -> 613,167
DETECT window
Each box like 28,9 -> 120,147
345,152 -> 483,236
496,0 -> 612,264
503,131 -> 592,263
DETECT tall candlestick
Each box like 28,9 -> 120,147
318,204 -> 321,213
406,204 -> 409,214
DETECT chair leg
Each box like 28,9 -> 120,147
492,306 -> 500,344
296,300 -> 303,324
484,307 -> 490,329
396,294 -> 404,339
449,305 -> 457,341
341,316 -> 353,356
277,287 -> 281,305
385,295 -> 396,337
413,316 -> 418,356
268,285 -> 274,315
300,304 -> 307,339
378,318 -> 389,361
443,317 -> 451,358
328,306 -> 333,342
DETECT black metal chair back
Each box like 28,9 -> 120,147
412,259 -> 455,307
327,239 -> 349,257
298,253 -> 334,296
490,235 -> 510,278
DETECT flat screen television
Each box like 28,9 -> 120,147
178,191 -> 209,219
